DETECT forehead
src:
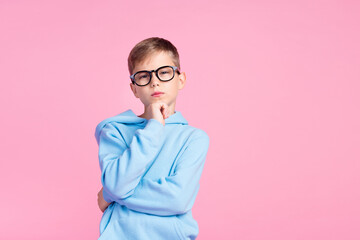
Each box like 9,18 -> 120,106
133,51 -> 175,72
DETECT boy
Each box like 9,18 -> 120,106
94,37 -> 210,240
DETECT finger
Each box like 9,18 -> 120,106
159,105 -> 167,118
159,104 -> 166,115
164,109 -> 169,118
158,102 -> 168,111
161,104 -> 169,115
156,102 -> 169,119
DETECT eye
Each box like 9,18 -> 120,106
136,73 -> 149,80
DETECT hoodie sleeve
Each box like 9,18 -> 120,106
97,119 -> 165,203
117,130 -> 210,216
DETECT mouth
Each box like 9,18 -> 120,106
151,92 -> 164,97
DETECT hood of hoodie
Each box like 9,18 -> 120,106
94,109 -> 188,143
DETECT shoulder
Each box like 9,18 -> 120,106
193,127 -> 209,140
182,125 -> 210,145
94,122 -> 123,145
95,109 -> 139,143
96,109 -> 139,127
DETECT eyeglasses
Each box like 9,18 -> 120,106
130,65 -> 180,86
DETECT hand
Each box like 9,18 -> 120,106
144,102 -> 170,126
97,187 -> 111,212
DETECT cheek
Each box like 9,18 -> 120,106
168,80 -> 179,89
138,89 -> 151,97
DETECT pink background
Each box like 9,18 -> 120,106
1,1 -> 359,239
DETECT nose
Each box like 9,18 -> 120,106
150,72 -> 160,87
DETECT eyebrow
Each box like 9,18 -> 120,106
134,65 -> 173,73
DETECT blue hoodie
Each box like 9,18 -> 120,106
94,109 -> 210,240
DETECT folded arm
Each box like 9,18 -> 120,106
97,119 -> 165,202
117,131 -> 210,216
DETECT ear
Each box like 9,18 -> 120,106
130,82 -> 139,98
178,72 -> 186,90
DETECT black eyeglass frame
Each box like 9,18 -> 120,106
130,65 -> 180,86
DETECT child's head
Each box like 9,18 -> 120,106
128,37 -> 180,75
128,37 -> 186,112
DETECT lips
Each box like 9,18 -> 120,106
151,91 -> 164,96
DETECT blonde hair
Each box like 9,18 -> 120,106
128,37 -> 180,75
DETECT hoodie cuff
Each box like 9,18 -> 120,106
102,188 -> 112,203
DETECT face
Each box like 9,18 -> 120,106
129,51 -> 186,110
